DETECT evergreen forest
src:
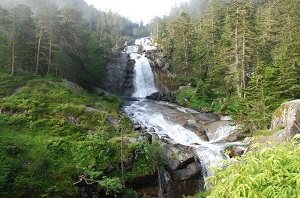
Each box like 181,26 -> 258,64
0,0 -> 299,197
150,0 -> 300,130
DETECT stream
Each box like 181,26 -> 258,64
123,37 -> 245,197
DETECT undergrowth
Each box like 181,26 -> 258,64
0,73 -> 165,197
188,136 -> 300,198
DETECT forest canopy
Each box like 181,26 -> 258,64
0,0 -> 148,88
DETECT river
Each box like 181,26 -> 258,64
123,37 -> 244,197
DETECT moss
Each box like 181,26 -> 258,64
274,108 -> 282,118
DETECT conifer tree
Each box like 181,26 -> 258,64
166,12 -> 194,85
10,4 -> 36,75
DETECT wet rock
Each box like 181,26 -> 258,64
204,120 -> 238,142
146,91 -> 176,102
183,123 -> 209,141
204,120 -> 233,132
162,143 -> 195,171
134,124 -> 141,130
172,162 -> 202,181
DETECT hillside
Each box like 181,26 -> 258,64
0,72 -> 163,197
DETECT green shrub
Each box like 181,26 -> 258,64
0,158 -> 10,194
205,137 -> 300,198
7,114 -> 29,127
100,176 -> 123,196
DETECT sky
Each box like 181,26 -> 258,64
84,0 -> 190,24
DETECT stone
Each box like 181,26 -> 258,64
103,52 -> 135,96
172,162 -> 202,181
204,120 -> 238,142
93,87 -> 112,96
134,124 -> 141,130
251,99 -> 300,147
146,91 -> 176,102
270,99 -> 300,140
162,143 -> 196,171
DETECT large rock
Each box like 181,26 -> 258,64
146,91 -> 176,102
268,99 -> 300,143
172,162 -> 202,181
162,143 -> 196,171
146,51 -> 176,92
104,52 -> 135,96
204,120 -> 239,142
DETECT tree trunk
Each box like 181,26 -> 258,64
242,29 -> 246,99
36,27 -> 43,74
235,0 -> 242,98
11,36 -> 15,76
47,35 -> 52,74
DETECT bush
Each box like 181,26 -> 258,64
100,176 -> 123,196
206,137 -> 300,198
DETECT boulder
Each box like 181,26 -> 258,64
161,143 -> 202,181
262,99 -> 300,144
172,162 -> 202,181
162,143 -> 195,171
204,120 -> 239,142
146,92 -> 176,102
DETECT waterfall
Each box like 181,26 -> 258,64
123,37 -> 246,195
125,38 -> 158,98
124,101 -> 229,188
131,53 -> 158,98
157,168 -> 172,198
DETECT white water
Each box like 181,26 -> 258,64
207,124 -> 239,143
124,100 -> 234,188
131,54 -> 158,97
123,37 -> 243,191
126,40 -> 158,98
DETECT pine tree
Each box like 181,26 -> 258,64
0,6 -> 11,70
10,4 -> 36,75
167,12 -> 194,86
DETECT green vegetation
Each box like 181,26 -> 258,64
187,136 -> 300,198
0,73 -> 165,197
176,87 -> 240,115
0,0 -> 149,88
151,0 -> 300,131
209,137 -> 300,197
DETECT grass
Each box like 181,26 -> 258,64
0,71 -> 37,98
175,87 -> 239,113
0,72 -> 165,197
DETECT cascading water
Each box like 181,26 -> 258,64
131,53 -> 158,98
123,37 -> 246,196
124,101 -> 230,187
125,37 -> 158,98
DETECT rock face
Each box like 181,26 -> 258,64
104,52 -> 135,96
146,51 -> 176,92
127,141 -> 203,198
268,99 -> 300,143
161,143 -> 203,197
